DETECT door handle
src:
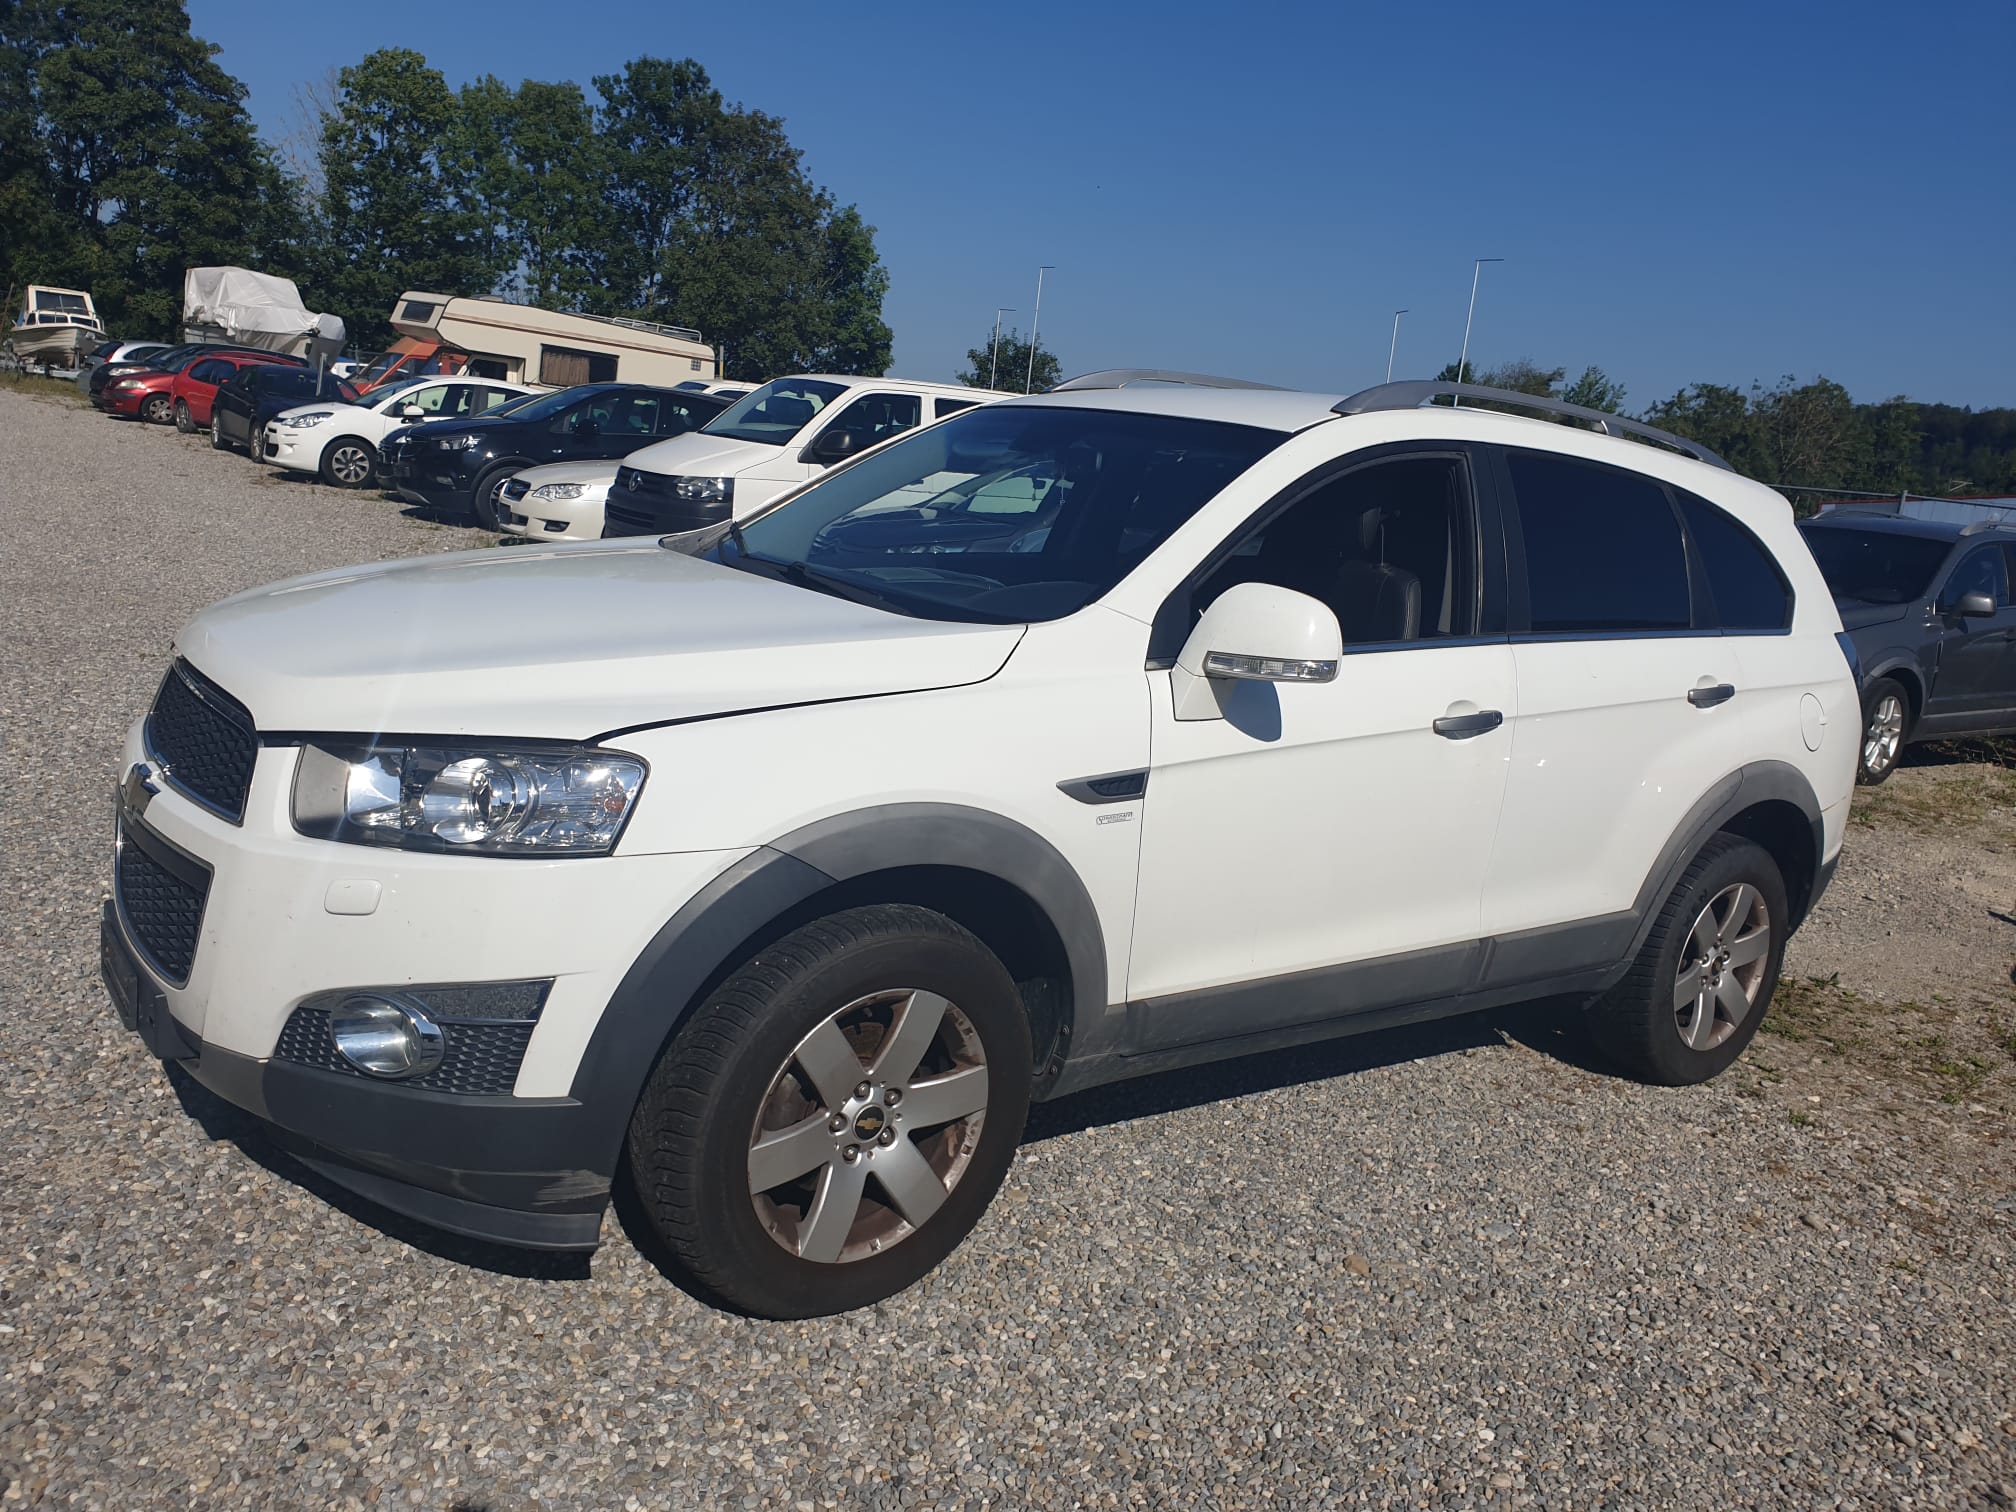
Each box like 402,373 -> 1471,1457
1431,709 -> 1504,739
1687,683 -> 1737,708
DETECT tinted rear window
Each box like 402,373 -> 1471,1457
1677,492 -> 1792,630
1799,525 -> 1952,605
1508,452 -> 1692,633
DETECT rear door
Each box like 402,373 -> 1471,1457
180,357 -> 236,419
1480,449 -> 1755,962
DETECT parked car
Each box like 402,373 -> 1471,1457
101,349 -> 299,427
104,372 -> 1855,1319
496,460 -> 620,541
74,340 -> 171,392
379,383 -> 732,528
210,364 -> 359,453
87,342 -> 276,406
1799,510 -> 2016,782
604,375 -> 998,536
262,375 -> 535,489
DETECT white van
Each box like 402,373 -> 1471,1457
602,375 -> 1003,535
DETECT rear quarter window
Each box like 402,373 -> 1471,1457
1506,451 -> 1693,634
1675,491 -> 1793,630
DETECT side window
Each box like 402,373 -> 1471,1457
1675,491 -> 1793,631
407,384 -> 452,414
1507,452 -> 1692,634
473,387 -> 517,413
829,392 -> 922,443
1192,455 -> 1476,647
935,396 -> 981,419
1940,546 -> 2011,610
436,384 -> 477,418
540,345 -> 617,386
188,358 -> 231,385
606,393 -> 662,436
652,398 -> 706,436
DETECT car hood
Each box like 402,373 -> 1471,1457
513,459 -> 619,489
271,399 -> 374,426
175,540 -> 1024,739
1834,597 -> 1913,630
620,431 -> 785,477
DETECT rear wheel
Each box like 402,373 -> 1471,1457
1589,834 -> 1787,1086
626,904 -> 1033,1318
173,398 -> 195,433
140,393 -> 174,425
1857,677 -> 1909,785
320,437 -> 377,489
210,412 -> 231,450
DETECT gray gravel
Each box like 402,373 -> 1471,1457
3,384 -> 2014,1510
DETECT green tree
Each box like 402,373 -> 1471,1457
956,327 -> 1060,393
1561,365 -> 1626,414
1,0 -> 302,336
459,75 -> 603,309
314,49 -> 503,349
586,57 -> 890,378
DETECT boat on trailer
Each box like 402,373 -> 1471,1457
8,285 -> 105,370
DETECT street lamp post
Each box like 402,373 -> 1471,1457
1453,258 -> 1503,407
988,308 -> 1014,390
1386,309 -> 1408,383
1026,265 -> 1053,394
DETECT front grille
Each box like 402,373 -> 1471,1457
146,660 -> 257,822
603,467 -> 726,537
275,1004 -> 540,1096
116,820 -> 211,986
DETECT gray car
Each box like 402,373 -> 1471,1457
1799,511 -> 2016,782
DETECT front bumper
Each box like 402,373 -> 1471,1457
499,486 -> 608,541
380,448 -> 477,510
101,388 -> 152,416
261,422 -> 322,470
105,719 -> 750,1249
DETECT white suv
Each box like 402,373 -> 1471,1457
602,373 -> 1002,535
104,372 -> 1856,1318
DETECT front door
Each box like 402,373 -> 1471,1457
1927,544 -> 2016,722
1127,450 -> 1515,1043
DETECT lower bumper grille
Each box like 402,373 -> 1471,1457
115,819 -> 212,986
275,999 -> 543,1097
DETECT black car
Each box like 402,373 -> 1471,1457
87,342 -> 303,407
378,383 -> 732,528
210,363 -> 359,454
1800,510 -> 2016,783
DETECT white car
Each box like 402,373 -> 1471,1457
603,374 -> 1003,535
262,375 -> 534,488
105,370 -> 1856,1321
496,460 -> 618,541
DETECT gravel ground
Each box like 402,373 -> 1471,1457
3,382 -> 2013,1510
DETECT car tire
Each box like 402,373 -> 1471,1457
174,399 -> 195,433
1856,677 -> 1909,786
141,394 -> 174,425
210,413 -> 231,451
470,464 -> 515,531
319,438 -> 377,489
626,904 -> 1033,1319
1588,833 -> 1788,1087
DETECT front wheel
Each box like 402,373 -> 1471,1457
1857,677 -> 1909,786
141,393 -> 174,425
1589,834 -> 1787,1086
319,437 -> 377,489
470,464 -> 515,530
626,904 -> 1033,1318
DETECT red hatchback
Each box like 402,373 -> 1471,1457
103,351 -> 300,427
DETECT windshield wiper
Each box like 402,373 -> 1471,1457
756,556 -> 915,616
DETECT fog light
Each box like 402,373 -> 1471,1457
329,994 -> 445,1079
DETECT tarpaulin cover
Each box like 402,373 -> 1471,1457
182,267 -> 346,354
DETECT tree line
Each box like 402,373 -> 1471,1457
0,1 -> 891,377
1436,360 -> 2016,507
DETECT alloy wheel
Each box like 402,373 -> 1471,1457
747,988 -> 990,1264
1673,883 -> 1771,1051
329,444 -> 372,486
1863,694 -> 1904,777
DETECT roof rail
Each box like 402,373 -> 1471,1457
1332,380 -> 1734,471
1051,368 -> 1288,393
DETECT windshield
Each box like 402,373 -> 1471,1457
724,405 -> 1283,623
704,377 -> 848,445
363,374 -> 433,410
485,386 -> 595,425
1800,525 -> 1953,604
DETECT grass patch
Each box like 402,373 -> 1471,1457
0,369 -> 91,405
1851,757 -> 2016,847
1788,1109 -> 1816,1127
1761,973 -> 2014,1115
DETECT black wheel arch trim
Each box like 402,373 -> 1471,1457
566,804 -> 1111,1181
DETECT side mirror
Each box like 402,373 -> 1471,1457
805,427 -> 869,466
1957,590 -> 1996,618
399,404 -> 425,420
1171,583 -> 1342,721
571,417 -> 601,438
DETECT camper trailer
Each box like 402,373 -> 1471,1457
361,293 -> 716,395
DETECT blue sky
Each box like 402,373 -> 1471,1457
190,0 -> 2016,409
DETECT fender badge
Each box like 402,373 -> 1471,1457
1095,810 -> 1134,826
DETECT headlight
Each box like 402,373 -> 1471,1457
280,411 -> 333,427
531,482 -> 587,502
436,433 -> 482,451
673,476 -> 733,503
293,741 -> 647,856
110,379 -> 144,390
